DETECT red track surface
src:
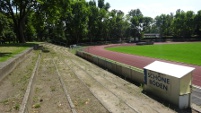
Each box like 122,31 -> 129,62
85,43 -> 201,87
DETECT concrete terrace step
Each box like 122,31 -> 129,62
0,48 -> 33,82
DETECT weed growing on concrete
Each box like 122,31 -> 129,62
50,86 -> 56,92
35,87 -> 41,93
14,103 -> 20,110
33,103 -> 41,108
139,84 -> 144,90
33,96 -> 38,103
86,83 -> 91,87
0,99 -> 9,105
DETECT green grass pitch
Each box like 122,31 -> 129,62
106,42 -> 201,66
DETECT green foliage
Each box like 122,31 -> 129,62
108,10 -> 127,41
69,0 -> 89,44
172,10 -> 196,38
127,9 -> 144,40
87,2 -> 100,42
143,17 -> 153,33
194,10 -> 201,36
153,9 -> 200,38
154,14 -> 174,37
0,12 -> 15,42
0,0 -> 200,44
98,0 -> 105,9
0,0 -> 38,43
25,11 -> 37,41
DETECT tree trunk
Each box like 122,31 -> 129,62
18,25 -> 26,43
15,19 -> 26,43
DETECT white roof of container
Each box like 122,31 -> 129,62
144,61 -> 195,78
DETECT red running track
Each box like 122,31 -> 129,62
85,43 -> 201,87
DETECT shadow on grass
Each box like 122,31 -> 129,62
0,52 -> 12,57
0,42 -> 38,48
0,43 -> 41,62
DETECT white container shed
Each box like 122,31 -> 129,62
143,61 -> 195,109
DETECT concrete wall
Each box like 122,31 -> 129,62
121,66 -> 132,80
99,58 -> 107,69
93,57 -> 99,65
76,51 -> 144,84
0,48 -> 33,82
131,68 -> 144,83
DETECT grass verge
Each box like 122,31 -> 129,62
0,42 -> 39,62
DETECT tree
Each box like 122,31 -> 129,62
173,9 -> 195,39
127,9 -> 144,40
96,8 -> 108,41
195,10 -> 201,37
173,10 -> 185,37
165,13 -> 174,36
0,0 -> 38,43
185,11 -> 195,37
25,11 -> 36,41
87,0 -> 99,42
0,12 -> 15,42
31,0 -> 72,44
128,9 -> 143,17
31,6 -> 47,41
69,0 -> 89,44
98,0 -> 104,9
155,14 -> 173,37
142,16 -> 153,33
104,2 -> 110,11
108,10 -> 126,41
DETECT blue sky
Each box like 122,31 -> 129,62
86,0 -> 201,18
